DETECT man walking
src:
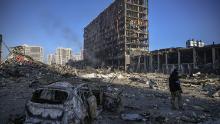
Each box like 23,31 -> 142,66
169,69 -> 183,110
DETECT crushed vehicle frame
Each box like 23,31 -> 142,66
24,82 -> 101,124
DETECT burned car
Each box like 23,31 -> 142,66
24,82 -> 102,124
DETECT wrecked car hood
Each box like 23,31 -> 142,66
25,101 -> 65,123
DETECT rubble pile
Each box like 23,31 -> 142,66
79,70 -> 220,101
0,58 -> 82,123
0,58 -> 79,87
0,58 -> 220,124
92,71 -> 220,124
180,73 -> 220,99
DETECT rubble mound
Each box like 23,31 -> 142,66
0,58 -> 78,87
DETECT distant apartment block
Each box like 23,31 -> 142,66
71,49 -> 84,61
55,48 -> 72,65
10,44 -> 44,62
84,0 -> 149,70
72,53 -> 82,61
186,39 -> 205,48
47,54 -> 56,65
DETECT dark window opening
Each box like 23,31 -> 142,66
31,89 -> 68,104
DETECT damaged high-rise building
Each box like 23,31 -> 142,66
84,0 -> 149,70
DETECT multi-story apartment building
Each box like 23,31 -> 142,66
84,0 -> 149,70
10,44 -> 44,62
72,53 -> 82,61
71,49 -> 84,62
47,54 -> 56,65
55,48 -> 72,65
186,39 -> 205,48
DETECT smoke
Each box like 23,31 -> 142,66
40,12 -> 103,67
62,27 -> 80,46
41,12 -> 82,51
86,50 -> 101,66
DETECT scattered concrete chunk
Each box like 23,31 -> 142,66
212,90 -> 220,98
146,79 -> 158,89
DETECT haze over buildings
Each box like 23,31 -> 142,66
72,53 -> 83,62
1,0 -> 220,60
47,48 -> 83,65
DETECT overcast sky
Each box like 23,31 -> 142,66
0,0 -> 220,60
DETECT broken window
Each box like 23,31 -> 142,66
127,4 -> 138,11
127,11 -> 138,18
31,89 -> 68,104
139,0 -> 144,5
127,0 -> 139,4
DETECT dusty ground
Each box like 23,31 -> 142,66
0,61 -> 220,124
93,73 -> 220,124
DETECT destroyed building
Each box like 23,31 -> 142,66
146,43 -> 220,74
10,45 -> 44,62
83,0 -> 219,74
84,0 -> 149,70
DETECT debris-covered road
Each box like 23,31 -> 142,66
0,59 -> 220,124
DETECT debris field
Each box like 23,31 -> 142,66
0,58 -> 220,124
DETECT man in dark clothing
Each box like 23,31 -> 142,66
169,69 -> 183,110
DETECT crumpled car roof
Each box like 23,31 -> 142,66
43,82 -> 74,90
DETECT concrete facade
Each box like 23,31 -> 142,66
55,48 -> 72,65
47,54 -> 56,65
72,53 -> 82,62
24,45 -> 44,62
84,0 -> 149,70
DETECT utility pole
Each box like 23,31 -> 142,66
0,34 -> 2,64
